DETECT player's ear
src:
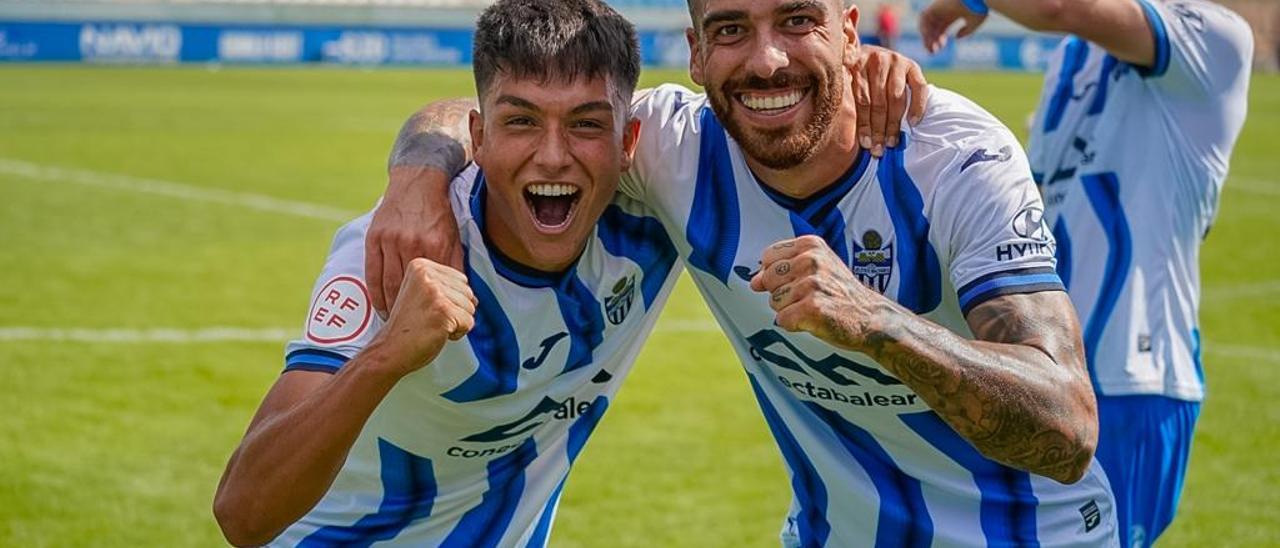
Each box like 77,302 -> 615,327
620,117 -> 641,171
469,108 -> 485,163
842,4 -> 861,69
686,27 -> 707,87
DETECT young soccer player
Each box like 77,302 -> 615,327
213,1 -> 681,545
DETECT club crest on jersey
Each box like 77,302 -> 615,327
604,275 -> 636,326
851,230 -> 893,293
305,276 -> 372,345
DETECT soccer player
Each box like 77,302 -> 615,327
368,0 -> 1123,545
921,1 -> 1253,545
212,1 -> 683,545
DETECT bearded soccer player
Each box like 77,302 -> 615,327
366,0 -> 1123,545
212,1 -> 684,545
922,0 -> 1253,545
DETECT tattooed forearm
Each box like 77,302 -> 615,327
386,98 -> 479,176
858,292 -> 1096,483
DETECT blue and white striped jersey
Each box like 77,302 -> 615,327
1028,0 -> 1252,401
623,85 -> 1118,546
273,165 -> 682,546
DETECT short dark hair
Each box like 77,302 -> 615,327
473,0 -> 641,109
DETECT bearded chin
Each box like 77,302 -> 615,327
710,68 -> 844,171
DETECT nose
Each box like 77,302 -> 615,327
533,126 -> 572,174
744,31 -> 789,79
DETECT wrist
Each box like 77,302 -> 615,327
960,0 -> 989,16
353,338 -> 423,382
849,301 -> 906,359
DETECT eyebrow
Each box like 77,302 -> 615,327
701,9 -> 748,33
701,1 -> 827,33
778,0 -> 827,16
495,95 -> 539,111
495,96 -> 614,116
570,101 -> 615,116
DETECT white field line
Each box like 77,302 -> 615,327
0,157 -> 358,222
1231,178 -> 1280,197
0,327 -> 295,343
0,322 -> 718,343
1203,280 -> 1280,301
1204,343 -> 1280,363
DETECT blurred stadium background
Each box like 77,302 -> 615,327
1,0 -> 1277,546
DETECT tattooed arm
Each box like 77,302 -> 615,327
863,291 -> 1096,483
751,236 -> 1096,483
366,98 -> 478,316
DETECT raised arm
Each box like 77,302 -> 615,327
750,237 -> 1096,483
367,99 -> 477,316
920,0 -> 1156,68
213,259 -> 475,546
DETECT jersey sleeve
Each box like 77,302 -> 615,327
926,125 -> 1065,316
619,83 -> 706,202
283,213 -> 384,374
1134,0 -> 1254,99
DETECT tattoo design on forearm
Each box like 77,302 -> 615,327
386,99 -> 478,174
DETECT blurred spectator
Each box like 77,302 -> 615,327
877,2 -> 901,51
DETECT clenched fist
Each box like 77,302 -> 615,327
371,258 -> 477,377
748,235 -> 895,351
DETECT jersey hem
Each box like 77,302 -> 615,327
1094,381 -> 1204,402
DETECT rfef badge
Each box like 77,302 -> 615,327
306,276 -> 372,345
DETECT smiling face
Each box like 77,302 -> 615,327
687,0 -> 859,170
471,74 -> 639,273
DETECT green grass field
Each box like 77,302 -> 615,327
0,66 -> 1276,546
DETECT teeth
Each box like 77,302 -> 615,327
527,184 -> 580,197
740,90 -> 804,112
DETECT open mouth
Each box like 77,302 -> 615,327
524,183 -> 582,232
736,88 -> 810,116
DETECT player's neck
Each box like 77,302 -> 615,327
746,102 -> 862,200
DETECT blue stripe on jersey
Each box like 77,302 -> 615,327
1081,172 -> 1133,388
1053,218 -> 1073,290
809,404 -> 933,548
877,137 -> 943,314
567,396 -> 609,462
955,268 -> 1065,315
766,149 -> 872,265
526,478 -> 566,548
1136,0 -> 1172,78
1191,328 -> 1205,386
597,204 -> 679,308
899,411 -> 1041,546
299,438 -> 437,547
789,211 -> 850,265
1088,55 -> 1120,115
554,275 -> 605,375
1043,37 -> 1089,133
440,438 -> 539,548
686,107 -> 741,284
443,260 -> 522,403
748,374 -> 831,546
284,348 -> 349,373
